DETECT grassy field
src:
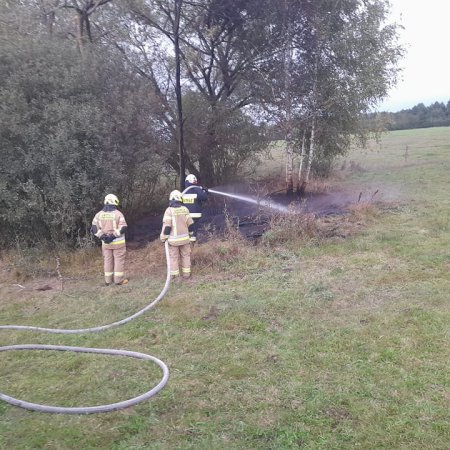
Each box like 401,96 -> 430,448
1,127 -> 450,449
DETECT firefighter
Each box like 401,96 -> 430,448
91,194 -> 128,286
181,174 -> 208,243
160,190 -> 195,279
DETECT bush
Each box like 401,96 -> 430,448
0,37 -> 166,247
261,212 -> 319,247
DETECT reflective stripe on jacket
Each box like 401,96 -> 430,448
181,184 -> 208,219
92,207 -> 127,249
160,205 -> 194,246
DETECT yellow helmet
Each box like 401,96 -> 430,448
104,194 -> 119,206
169,190 -> 182,202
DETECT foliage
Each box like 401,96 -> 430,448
371,100 -> 450,130
121,0 -> 273,185
260,0 -> 404,183
183,92 -> 269,183
0,36 -> 166,245
0,0 -> 403,245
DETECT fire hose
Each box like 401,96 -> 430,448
0,241 -> 171,414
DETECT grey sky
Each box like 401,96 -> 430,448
378,0 -> 450,112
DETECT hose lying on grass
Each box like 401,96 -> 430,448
0,242 -> 171,414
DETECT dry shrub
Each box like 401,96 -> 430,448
127,239 -> 168,277
191,231 -> 249,271
251,176 -> 286,196
59,247 -> 100,277
261,212 -> 319,246
0,245 -> 88,281
348,160 -> 366,173
304,178 -> 332,194
347,202 -> 380,222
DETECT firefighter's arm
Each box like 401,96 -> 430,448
113,211 -> 128,237
198,187 -> 208,201
188,224 -> 195,241
160,209 -> 172,241
91,214 -> 104,238
187,216 -> 195,241
91,225 -> 112,243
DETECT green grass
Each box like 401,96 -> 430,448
1,127 -> 450,449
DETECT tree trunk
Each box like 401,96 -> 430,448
285,140 -> 294,194
297,129 -> 307,195
75,12 -> 84,56
303,53 -> 319,190
174,0 -> 186,191
200,112 -> 217,186
283,0 -> 294,194
84,12 -> 93,43
305,118 -> 316,184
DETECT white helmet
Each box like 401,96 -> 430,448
169,190 -> 183,202
185,174 -> 197,184
104,194 -> 119,206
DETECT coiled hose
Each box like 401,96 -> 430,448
0,241 -> 171,414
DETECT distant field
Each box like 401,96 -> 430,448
1,127 -> 450,449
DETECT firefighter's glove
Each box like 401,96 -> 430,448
203,187 -> 208,193
101,234 -> 115,244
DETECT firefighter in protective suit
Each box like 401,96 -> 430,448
91,194 -> 128,286
160,190 -> 195,279
181,174 -> 208,243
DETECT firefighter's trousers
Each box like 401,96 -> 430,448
168,243 -> 191,277
102,246 -> 126,284
189,218 -> 200,242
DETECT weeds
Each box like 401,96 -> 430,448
347,202 -> 380,222
192,235 -> 249,271
261,212 -> 319,246
302,177 -> 332,194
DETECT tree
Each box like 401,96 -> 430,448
39,0 -> 115,53
178,0 -> 272,185
124,0 -> 187,190
0,14 -> 167,245
258,0 -> 403,192
113,0 -> 271,186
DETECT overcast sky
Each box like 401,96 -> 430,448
377,0 -> 450,112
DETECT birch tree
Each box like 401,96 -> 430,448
260,0 -> 402,193
283,0 -> 295,194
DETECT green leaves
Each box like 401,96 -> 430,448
0,36 -> 164,245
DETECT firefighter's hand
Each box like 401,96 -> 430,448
101,234 -> 115,244
203,187 -> 208,193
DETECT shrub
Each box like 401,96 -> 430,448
261,212 -> 319,247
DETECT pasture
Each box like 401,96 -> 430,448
1,127 -> 450,449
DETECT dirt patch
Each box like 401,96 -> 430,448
0,277 -> 63,308
128,182 -> 394,246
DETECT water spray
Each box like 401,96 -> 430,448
208,188 -> 290,214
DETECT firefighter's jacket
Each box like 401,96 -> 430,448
181,182 -> 208,219
160,202 -> 194,246
91,205 -> 127,249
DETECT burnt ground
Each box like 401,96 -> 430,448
127,182 -> 389,248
